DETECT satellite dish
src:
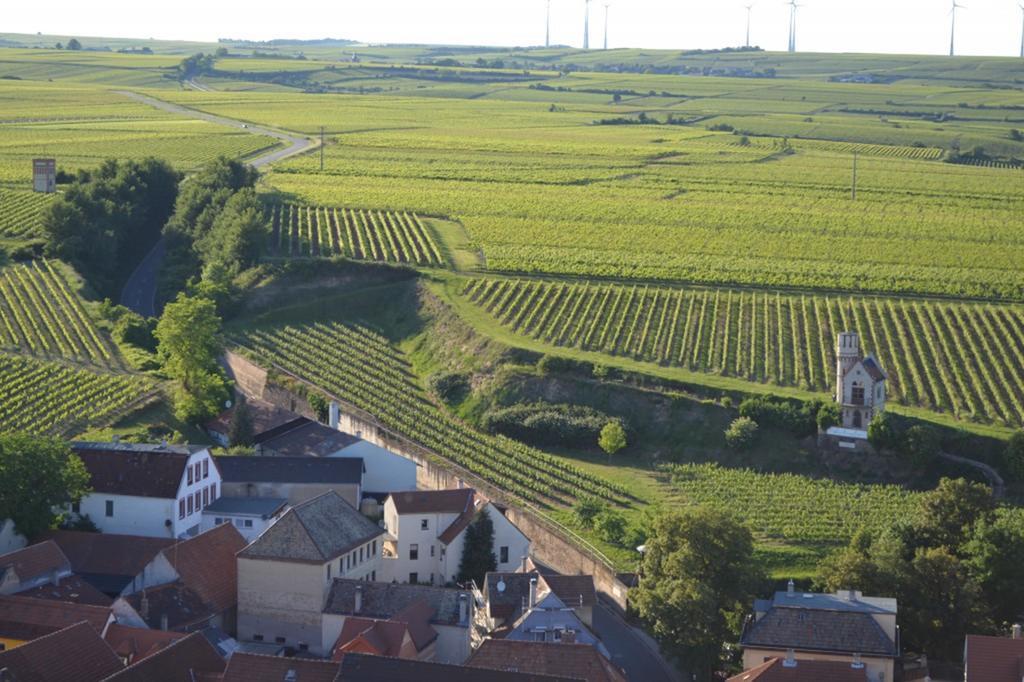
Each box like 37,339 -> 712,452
497,580 -> 506,593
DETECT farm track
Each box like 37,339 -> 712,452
117,90 -> 319,317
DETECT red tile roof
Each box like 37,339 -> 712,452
0,594 -> 111,642
728,657 -> 870,681
42,530 -> 175,581
72,443 -> 196,499
17,574 -> 113,607
162,523 -> 246,613
542,575 -> 597,608
102,631 -> 226,682
104,623 -> 187,663
222,652 -> 340,682
121,581 -> 215,631
467,640 -> 626,682
0,621 -> 123,682
339,652 -> 580,681
0,540 -> 69,584
333,617 -> 411,659
965,634 -> 1024,682
390,489 -> 475,515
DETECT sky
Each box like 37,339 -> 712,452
6,0 -> 1024,58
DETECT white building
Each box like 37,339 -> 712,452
835,332 -> 887,431
380,489 -> 531,587
236,491 -> 385,655
255,417 -> 417,496
201,497 -> 288,542
70,442 -> 222,539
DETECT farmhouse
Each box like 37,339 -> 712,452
380,488 -> 531,586
70,441 -> 222,539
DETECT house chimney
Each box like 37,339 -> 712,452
786,579 -> 795,597
459,593 -> 469,625
1013,624 -> 1022,640
562,629 -> 576,644
528,577 -> 538,609
139,592 -> 149,620
354,585 -> 363,614
521,556 -> 528,573
852,653 -> 864,669
160,613 -> 169,631
783,649 -> 797,667
329,401 -> 340,429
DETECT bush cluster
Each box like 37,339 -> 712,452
738,396 -> 826,438
427,371 -> 470,405
481,401 -> 624,449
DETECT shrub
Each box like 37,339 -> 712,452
902,425 -> 941,469
599,421 -> 628,458
428,371 -> 470,405
1002,431 -> 1024,481
307,393 -> 329,423
816,403 -> 841,431
481,402 -> 622,450
595,511 -> 628,546
537,354 -> 591,376
739,396 -> 818,437
868,412 -> 899,451
113,312 -> 157,352
725,417 -> 758,450
574,496 -> 606,529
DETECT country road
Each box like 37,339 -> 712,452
118,91 -> 317,317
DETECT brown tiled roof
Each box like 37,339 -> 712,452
324,580 -> 469,627
484,573 -> 595,621
162,523 -> 246,613
0,594 -> 111,641
333,617 -> 411,658
542,575 -> 597,608
222,652 -> 340,682
42,530 -> 175,591
72,443 -> 201,499
122,582 -> 215,631
390,488 -> 475,515
0,540 -> 70,584
338,652 -> 580,681
727,657 -> 869,681
0,621 -> 123,682
964,634 -> 1024,681
101,631 -> 225,682
467,640 -> 623,682
740,607 -> 897,657
255,417 -> 361,457
104,623 -> 187,663
18,574 -> 114,607
393,598 -> 438,650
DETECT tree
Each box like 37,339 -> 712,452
595,510 -> 627,546
1003,430 -> 1024,481
227,397 -> 255,447
965,514 -> 1024,625
867,412 -> 898,451
915,477 -> 995,550
195,187 -> 267,275
155,294 -> 229,422
816,402 -> 840,431
599,420 -> 627,461
573,495 -> 606,529
457,510 -> 496,586
0,434 -> 90,540
66,38 -> 82,50
632,508 -> 765,677
724,417 -> 758,450
902,424 -> 941,469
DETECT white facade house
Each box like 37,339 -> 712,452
380,489 -> 531,586
236,491 -> 385,655
201,497 -> 288,542
835,332 -> 887,432
70,442 -> 222,539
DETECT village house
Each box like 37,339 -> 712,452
69,442 -> 222,539
0,540 -> 111,607
322,579 -> 474,664
0,621 -> 124,682
964,627 -> 1024,681
39,530 -> 176,597
381,489 -> 531,586
101,630 -> 226,681
255,416 -> 417,496
499,575 -> 607,655
236,490 -> 385,655
481,569 -> 597,632
329,597 -> 435,661
467,639 -> 628,682
740,584 -> 898,682
727,654 -> 870,681
0,593 -> 114,650
102,622 -> 186,666
200,496 -> 288,542
214,454 -> 364,508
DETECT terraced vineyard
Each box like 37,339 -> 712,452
234,320 -> 628,507
0,188 -> 54,239
0,260 -> 120,367
464,277 -> 1024,426
0,353 -> 152,434
666,463 -> 919,544
266,203 -> 445,266
792,138 -> 945,160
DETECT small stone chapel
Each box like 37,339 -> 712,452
835,331 -> 887,431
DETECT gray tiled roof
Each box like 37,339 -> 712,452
214,455 -> 364,484
740,607 -> 897,657
203,496 -> 287,518
324,579 -> 470,627
770,591 -> 897,615
238,491 -> 382,564
255,418 -> 361,457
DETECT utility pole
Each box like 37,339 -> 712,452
320,126 -> 325,172
852,151 -> 858,201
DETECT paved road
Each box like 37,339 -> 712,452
593,602 -> 683,682
117,91 -> 317,316
940,451 -> 1006,498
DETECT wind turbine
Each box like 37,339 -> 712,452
584,0 -> 591,49
1019,3 -> 1024,58
546,0 -> 551,48
949,0 -> 965,57
604,3 -> 610,50
786,0 -> 800,53
745,3 -> 756,48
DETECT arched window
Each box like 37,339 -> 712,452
851,382 -> 865,406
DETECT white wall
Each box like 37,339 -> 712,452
119,551 -> 178,597
79,493 -> 177,538
488,505 -> 532,575
433,623 -> 472,664
333,441 -> 416,494
172,450 -> 223,538
201,513 -> 278,543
